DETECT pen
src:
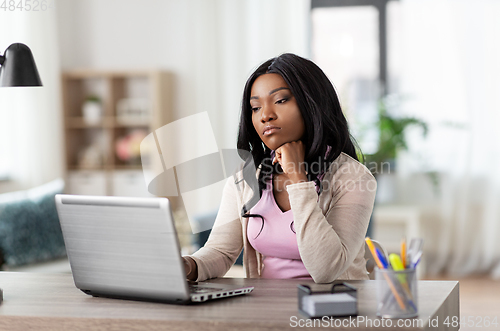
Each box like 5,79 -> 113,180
407,238 -> 424,269
389,253 -> 405,271
401,238 -> 407,268
411,250 -> 423,269
413,255 -> 422,269
376,248 -> 389,269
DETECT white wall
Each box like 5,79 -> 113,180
0,6 -> 64,193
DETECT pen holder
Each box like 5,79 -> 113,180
375,268 -> 418,319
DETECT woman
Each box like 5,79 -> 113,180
183,53 -> 376,283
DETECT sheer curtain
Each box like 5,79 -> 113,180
0,8 -> 64,192
399,0 -> 500,277
190,0 -> 310,149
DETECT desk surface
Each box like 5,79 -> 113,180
0,272 -> 458,331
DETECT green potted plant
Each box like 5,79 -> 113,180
82,95 -> 103,125
363,97 -> 428,177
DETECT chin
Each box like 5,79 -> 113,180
261,136 -> 291,151
263,141 -> 280,151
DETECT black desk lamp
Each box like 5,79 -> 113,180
0,42 -> 41,303
0,43 -> 42,87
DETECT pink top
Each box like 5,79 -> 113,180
247,174 -> 313,279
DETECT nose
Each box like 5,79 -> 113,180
260,104 -> 276,123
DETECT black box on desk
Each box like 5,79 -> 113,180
297,282 -> 357,318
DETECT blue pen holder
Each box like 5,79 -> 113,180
375,268 -> 418,319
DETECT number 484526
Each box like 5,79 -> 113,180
444,316 -> 498,328
1,0 -> 55,11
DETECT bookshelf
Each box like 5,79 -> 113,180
61,69 -> 173,197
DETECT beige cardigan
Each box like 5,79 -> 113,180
187,152 -> 377,283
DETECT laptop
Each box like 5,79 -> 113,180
55,194 -> 254,304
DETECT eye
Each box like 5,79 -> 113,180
251,106 -> 261,112
276,97 -> 288,104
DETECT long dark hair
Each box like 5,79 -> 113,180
237,53 -> 360,218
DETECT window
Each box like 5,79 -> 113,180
311,0 -> 400,154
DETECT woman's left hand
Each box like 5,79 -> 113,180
273,141 -> 308,183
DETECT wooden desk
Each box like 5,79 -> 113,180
0,272 -> 458,331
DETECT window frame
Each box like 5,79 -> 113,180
311,0 -> 398,97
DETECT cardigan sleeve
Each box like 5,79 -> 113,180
287,170 -> 376,283
187,176 -> 244,281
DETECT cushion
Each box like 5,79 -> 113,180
0,179 -> 66,266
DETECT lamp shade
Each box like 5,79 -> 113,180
0,43 -> 42,87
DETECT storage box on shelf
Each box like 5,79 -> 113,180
61,70 -> 173,199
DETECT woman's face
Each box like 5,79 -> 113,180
250,73 -> 305,151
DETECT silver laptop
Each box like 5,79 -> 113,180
55,194 -> 253,304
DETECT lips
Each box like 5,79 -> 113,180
263,125 -> 281,136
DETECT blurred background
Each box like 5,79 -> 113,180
1,0 -> 500,298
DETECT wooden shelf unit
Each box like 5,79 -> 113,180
61,70 -> 173,197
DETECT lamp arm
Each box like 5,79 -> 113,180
0,55 -> 4,65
